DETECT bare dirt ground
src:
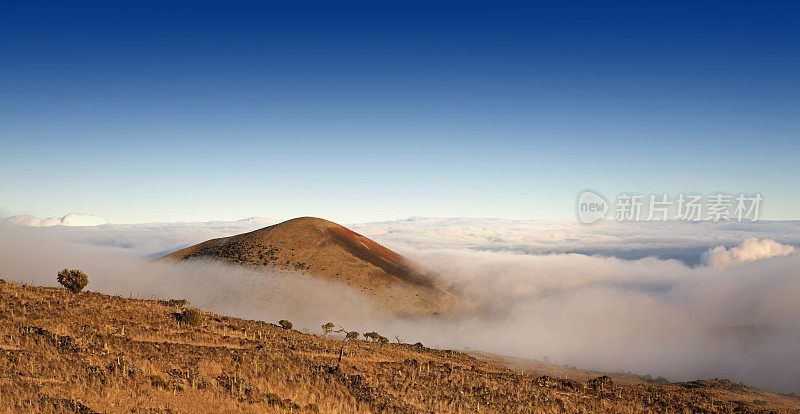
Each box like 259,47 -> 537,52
1,279 -> 798,413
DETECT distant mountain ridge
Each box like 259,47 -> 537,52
157,217 -> 457,316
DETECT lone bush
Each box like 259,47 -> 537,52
588,375 -> 614,392
279,320 -> 293,330
57,268 -> 88,293
179,308 -> 202,326
265,393 -> 300,410
167,299 -> 188,308
149,374 -> 170,390
322,322 -> 335,335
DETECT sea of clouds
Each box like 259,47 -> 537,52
1,214 -> 799,393
3,213 -> 108,227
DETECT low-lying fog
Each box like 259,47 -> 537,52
1,217 -> 798,394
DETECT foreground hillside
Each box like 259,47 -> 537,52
1,280 -> 798,413
158,217 -> 456,316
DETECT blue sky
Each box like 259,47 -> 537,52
1,1 -> 798,223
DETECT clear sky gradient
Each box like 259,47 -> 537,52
2,1 -> 798,223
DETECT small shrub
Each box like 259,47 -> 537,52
414,342 -> 424,349
345,331 -> 359,340
321,322 -> 335,335
265,393 -> 287,408
279,320 -> 293,330
378,336 -> 389,345
149,374 -> 170,390
265,393 -> 300,410
588,375 -> 614,391
179,308 -> 202,326
57,268 -> 89,293
364,332 -> 379,342
167,299 -> 188,308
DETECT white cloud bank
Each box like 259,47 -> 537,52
704,237 -> 795,269
3,213 -> 108,227
354,218 -> 800,266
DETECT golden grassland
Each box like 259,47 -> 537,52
1,278 -> 798,413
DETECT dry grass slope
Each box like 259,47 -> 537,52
1,279 -> 799,413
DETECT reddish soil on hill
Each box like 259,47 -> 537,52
157,217 -> 456,316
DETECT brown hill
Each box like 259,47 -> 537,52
2,280 -> 798,413
157,217 -> 456,316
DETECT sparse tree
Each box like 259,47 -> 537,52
364,332 -> 380,342
57,268 -> 88,294
279,320 -> 293,330
322,322 -> 335,336
332,329 -> 361,368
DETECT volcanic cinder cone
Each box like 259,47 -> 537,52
157,217 -> 457,316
